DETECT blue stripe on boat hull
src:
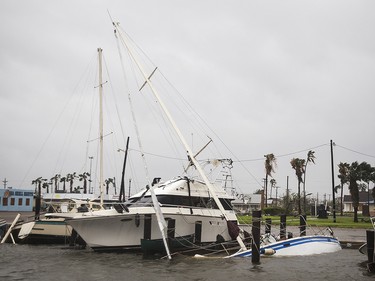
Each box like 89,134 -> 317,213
229,235 -> 341,258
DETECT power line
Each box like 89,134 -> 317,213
335,144 -> 375,159
237,143 -> 329,162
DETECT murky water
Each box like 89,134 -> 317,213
0,244 -> 373,281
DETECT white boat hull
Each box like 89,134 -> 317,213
66,206 -> 238,251
14,218 -> 73,244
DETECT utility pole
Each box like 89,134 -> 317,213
330,140 -> 336,223
3,178 -> 8,189
263,178 -> 267,208
286,176 -> 289,215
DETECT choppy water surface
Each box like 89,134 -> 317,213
0,244 -> 373,281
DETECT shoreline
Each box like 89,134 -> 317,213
1,211 -> 368,248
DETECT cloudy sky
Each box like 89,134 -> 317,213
1,0 -> 374,201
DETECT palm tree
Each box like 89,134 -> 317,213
78,172 -> 90,194
31,177 -> 46,219
50,174 -> 60,192
348,161 -> 362,222
113,177 -> 117,195
337,162 -> 350,216
43,181 -> 50,193
105,178 -> 114,195
32,177 -> 45,193
303,150 -> 316,213
290,158 -> 305,215
264,153 -> 277,207
358,162 -> 375,211
371,168 -> 375,207
60,176 -> 67,192
66,173 -> 77,193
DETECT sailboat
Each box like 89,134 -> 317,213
54,22 -> 249,258
54,21 -> 341,259
6,48 -> 110,245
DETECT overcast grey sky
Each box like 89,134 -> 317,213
1,0 -> 374,200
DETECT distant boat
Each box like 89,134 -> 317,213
7,199 -> 102,244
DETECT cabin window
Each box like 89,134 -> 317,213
26,198 -> 30,206
220,198 -> 234,210
10,198 -> 15,206
2,198 -> 8,206
130,194 -> 232,210
18,198 -> 23,205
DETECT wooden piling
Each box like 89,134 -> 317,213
300,215 -> 306,237
366,230 -> 375,273
252,210 -> 262,264
280,214 -> 286,240
265,218 -> 272,234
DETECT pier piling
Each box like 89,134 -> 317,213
265,218 -> 271,234
366,230 -> 375,273
300,215 -> 306,237
280,214 -> 286,240
252,210 -> 261,264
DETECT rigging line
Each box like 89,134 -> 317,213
83,85 -> 97,173
114,22 -> 172,259
21,53 -> 97,187
115,25 -> 155,195
102,54 -> 129,145
114,25 -> 220,165
58,56 -> 98,175
335,144 -> 375,159
155,70 -> 262,188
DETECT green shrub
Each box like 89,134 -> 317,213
263,206 -> 285,216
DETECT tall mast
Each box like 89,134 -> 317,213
112,24 -> 174,259
113,23 -> 229,220
98,48 -> 104,206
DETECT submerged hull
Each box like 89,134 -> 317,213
10,218 -> 74,244
228,235 -> 342,258
66,207 -> 239,252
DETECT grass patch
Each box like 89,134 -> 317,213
237,214 -> 374,229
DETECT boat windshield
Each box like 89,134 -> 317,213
126,195 -> 233,210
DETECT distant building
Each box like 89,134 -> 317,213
343,191 -> 374,215
232,194 -> 262,214
0,188 -> 34,211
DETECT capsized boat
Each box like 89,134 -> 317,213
227,227 -> 341,258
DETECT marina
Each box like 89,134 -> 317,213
0,243 -> 373,281
1,1 -> 375,280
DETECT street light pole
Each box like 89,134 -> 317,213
89,156 -> 93,194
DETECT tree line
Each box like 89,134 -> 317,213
32,173 -> 118,195
263,151 -> 375,222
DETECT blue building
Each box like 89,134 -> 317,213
0,188 -> 34,211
